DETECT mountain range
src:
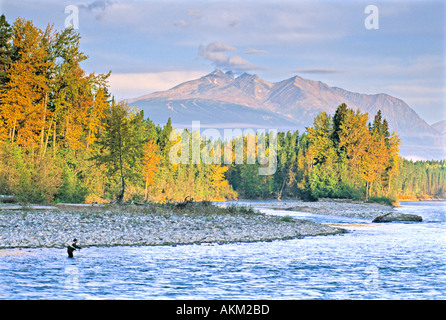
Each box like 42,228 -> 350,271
127,70 -> 445,160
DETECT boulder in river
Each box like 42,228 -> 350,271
372,212 -> 422,223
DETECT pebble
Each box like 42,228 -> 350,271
0,206 -> 346,248
253,200 -> 395,219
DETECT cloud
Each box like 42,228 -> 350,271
78,0 -> 115,12
186,10 -> 203,20
204,42 -> 237,53
78,0 -> 117,20
173,20 -> 188,28
293,68 -> 343,74
198,42 -> 263,72
173,10 -> 203,28
228,20 -> 240,27
245,48 -> 268,55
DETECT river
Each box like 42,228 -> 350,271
0,201 -> 444,300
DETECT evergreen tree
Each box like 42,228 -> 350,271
0,14 -> 12,91
371,110 -> 390,141
332,102 -> 348,152
158,117 -> 173,158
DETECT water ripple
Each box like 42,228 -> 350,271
0,201 -> 445,299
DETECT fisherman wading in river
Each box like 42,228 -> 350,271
67,239 -> 82,258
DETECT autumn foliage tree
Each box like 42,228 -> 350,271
142,139 -> 161,200
303,104 -> 402,201
0,17 -> 111,202
2,15 -> 440,205
0,18 -> 50,148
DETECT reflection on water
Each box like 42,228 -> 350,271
0,201 -> 444,299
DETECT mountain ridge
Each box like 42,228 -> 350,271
432,120 -> 446,135
127,70 -> 445,160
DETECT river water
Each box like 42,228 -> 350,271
0,201 -> 444,300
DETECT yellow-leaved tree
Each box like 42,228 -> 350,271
360,133 -> 389,201
86,87 -> 110,151
0,18 -> 51,148
142,139 -> 161,200
385,131 -> 401,195
211,164 -> 229,200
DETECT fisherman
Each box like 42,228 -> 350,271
67,239 -> 82,258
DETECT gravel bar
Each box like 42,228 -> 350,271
250,200 -> 395,219
0,205 -> 347,249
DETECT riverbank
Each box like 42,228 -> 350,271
1,201 -> 443,300
397,195 -> 445,202
233,199 -> 396,219
0,202 -> 346,249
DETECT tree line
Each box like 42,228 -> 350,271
228,104 -> 400,202
0,16 -> 235,203
0,16 -> 444,204
227,105 -> 446,203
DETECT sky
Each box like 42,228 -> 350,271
1,0 -> 445,125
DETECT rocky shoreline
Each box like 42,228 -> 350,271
253,199 -> 423,223
0,202 -> 347,249
248,199 -> 396,219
